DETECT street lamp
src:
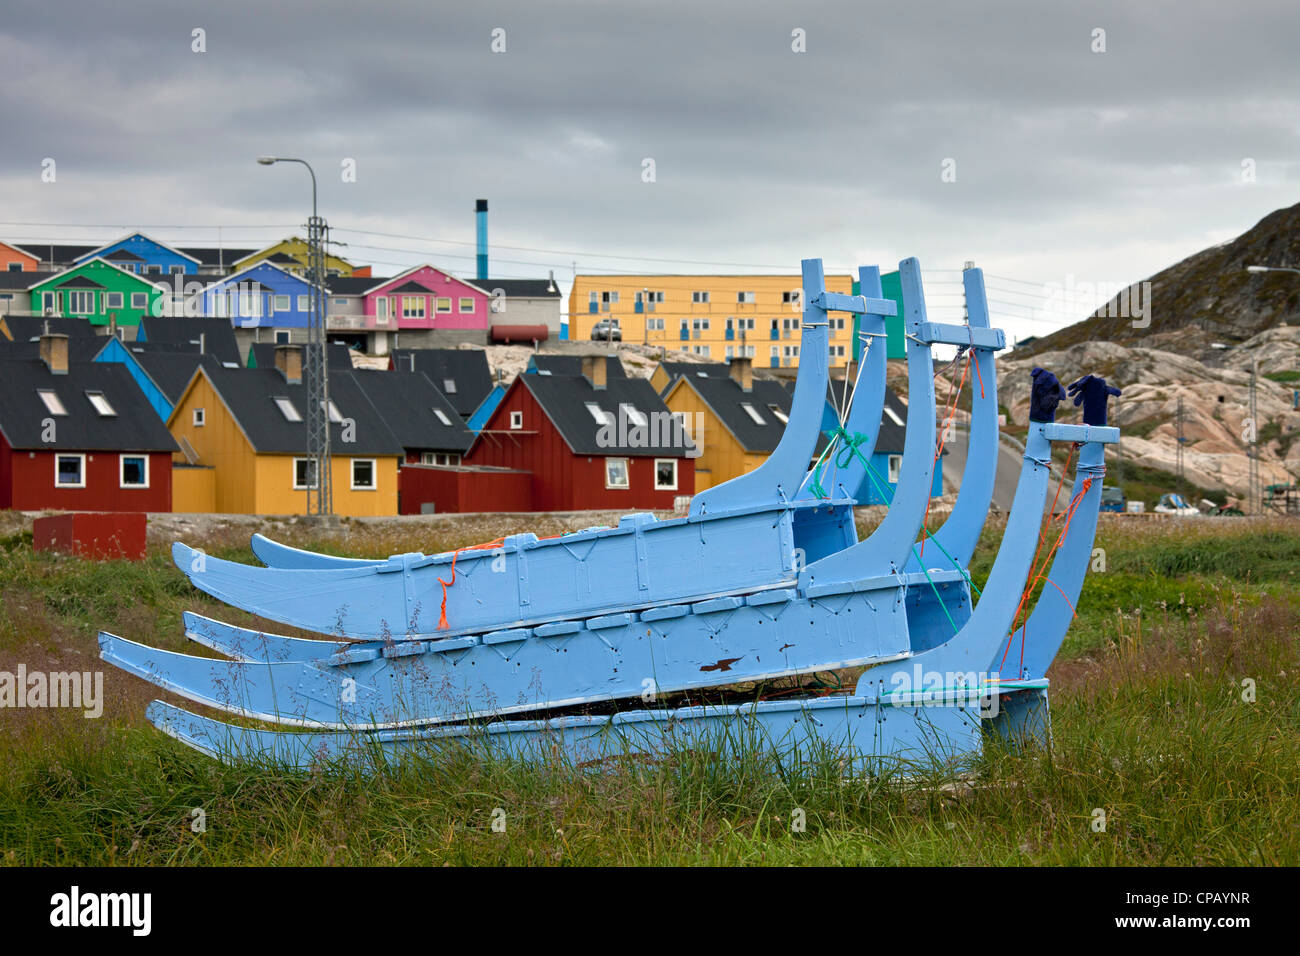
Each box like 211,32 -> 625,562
1246,264 -> 1300,276
257,155 -> 332,516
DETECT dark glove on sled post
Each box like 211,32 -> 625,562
1067,374 -> 1122,427
1029,367 -> 1067,423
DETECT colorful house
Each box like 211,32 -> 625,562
0,335 -> 176,512
0,241 -> 41,272
94,338 -> 220,422
568,273 -> 856,369
196,261 -> 318,335
366,265 -> 491,340
26,259 -> 166,330
166,346 -> 402,516
230,238 -> 356,278
465,355 -> 695,512
72,233 -> 202,276
388,347 -> 494,420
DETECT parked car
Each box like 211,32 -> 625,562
1100,486 -> 1126,513
590,318 -> 622,342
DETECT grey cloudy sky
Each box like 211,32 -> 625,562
2,0 -> 1298,340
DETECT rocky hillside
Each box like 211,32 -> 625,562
1017,202 -> 1300,360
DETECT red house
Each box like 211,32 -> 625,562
464,356 -> 695,512
0,334 -> 177,512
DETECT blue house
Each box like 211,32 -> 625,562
198,262 -> 316,330
73,232 -> 202,277
466,384 -> 506,433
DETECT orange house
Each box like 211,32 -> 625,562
0,242 -> 40,272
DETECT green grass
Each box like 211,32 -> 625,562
1,514 -> 1298,865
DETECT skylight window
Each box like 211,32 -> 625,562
433,408 -> 452,426
321,400 -> 343,423
585,402 -> 613,426
740,402 -> 766,426
274,397 -> 302,422
442,378 -> 457,394
884,406 -> 904,427
620,404 -> 647,428
767,404 -> 789,424
85,391 -> 117,417
37,389 -> 67,416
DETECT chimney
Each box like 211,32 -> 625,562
475,199 -> 489,281
581,355 -> 608,390
40,333 -> 69,375
275,344 -> 303,384
729,356 -> 753,392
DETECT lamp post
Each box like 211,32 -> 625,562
257,155 -> 333,516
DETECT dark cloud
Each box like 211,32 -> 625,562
1,0 -> 1298,340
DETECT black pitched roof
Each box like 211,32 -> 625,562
10,244 -> 97,264
529,354 -> 627,379
516,373 -> 693,456
389,279 -> 433,294
248,341 -> 352,371
56,275 -> 104,289
104,249 -> 144,261
0,271 -> 56,291
1,314 -> 97,339
190,367 -> 402,456
388,349 -> 492,419
325,276 -> 379,295
783,379 -> 909,455
0,358 -> 178,452
482,278 -> 561,298
133,352 -> 224,405
351,370 -> 473,454
266,252 -> 301,265
682,376 -> 796,454
176,247 -> 258,268
136,315 -> 241,367
654,361 -> 730,394
0,333 -> 110,363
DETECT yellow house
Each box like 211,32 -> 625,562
231,237 -> 357,278
663,358 -> 800,492
168,346 -> 399,515
570,273 -> 855,370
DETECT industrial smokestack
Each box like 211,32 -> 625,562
475,199 -> 488,281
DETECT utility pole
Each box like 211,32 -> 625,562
1250,358 -> 1259,515
1175,395 -> 1185,494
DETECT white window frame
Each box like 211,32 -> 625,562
298,295 -> 309,312
432,408 -> 453,426
274,294 -> 291,312
585,402 -> 613,426
37,389 -> 67,416
510,410 -> 523,430
193,407 -> 205,427
119,453 -> 150,489
692,291 -> 710,304
458,297 -> 475,313
740,402 -> 766,426
653,457 -> 678,491
275,330 -> 291,344
55,453 -> 86,489
68,290 -> 95,314
621,404 -> 648,428
131,292 -> 147,309
350,458 -> 377,491
737,291 -> 755,304
887,454 -> 902,484
85,390 -> 117,417
402,296 -> 426,319
274,397 -> 302,422
105,292 -> 124,310
435,297 -> 452,314
292,457 -> 319,490
605,457 -> 630,490
442,378 -> 457,394
376,297 -> 389,319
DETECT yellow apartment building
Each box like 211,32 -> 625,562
569,274 -> 856,370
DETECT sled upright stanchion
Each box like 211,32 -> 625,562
103,254 -> 1121,771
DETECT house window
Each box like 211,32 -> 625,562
42,292 -> 56,313
435,297 -> 452,313
646,317 -> 664,330
887,455 -> 902,484
274,295 -> 290,312
120,454 -> 149,488
402,296 -> 426,319
585,402 -> 613,426
510,410 -> 523,429
37,389 -> 67,416
322,399 -> 343,423
55,454 -> 85,488
351,458 -> 377,490
105,292 -> 124,309
131,292 -> 147,309
654,458 -> 677,491
767,404 -> 789,424
170,265 -> 184,275
693,346 -> 711,357
275,330 -> 290,344
293,457 -> 318,490
692,318 -> 710,331
68,291 -> 95,313
145,265 -> 162,275
423,452 -> 461,466
740,403 -> 766,426
692,291 -> 710,304
85,391 -> 117,417
458,297 -> 474,313
442,378 -> 457,394
620,404 -> 648,428
298,295 -> 309,312
737,291 -> 756,304
605,457 -> 629,489
193,407 -> 205,427
432,408 -> 452,426
274,397 -> 302,422
7,263 -> 21,272
376,298 -> 389,320
783,290 -> 802,306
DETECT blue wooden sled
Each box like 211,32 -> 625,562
102,257 -> 1119,770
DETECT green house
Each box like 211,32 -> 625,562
28,258 -> 167,329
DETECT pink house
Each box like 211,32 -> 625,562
362,265 -> 491,331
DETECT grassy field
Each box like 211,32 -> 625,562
0,512 -> 1297,865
